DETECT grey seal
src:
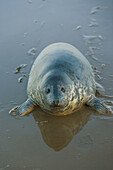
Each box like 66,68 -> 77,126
9,43 -> 113,117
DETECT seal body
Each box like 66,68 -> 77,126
9,42 -> 113,117
27,43 -> 96,115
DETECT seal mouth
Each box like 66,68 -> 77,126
51,103 -> 61,107
50,105 -> 65,110
48,102 -> 70,113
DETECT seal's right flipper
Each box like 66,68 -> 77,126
86,94 -> 113,115
9,98 -> 35,117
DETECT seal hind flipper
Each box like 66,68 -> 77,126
86,94 -> 113,115
9,98 -> 35,117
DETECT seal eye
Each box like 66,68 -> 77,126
61,87 -> 65,93
45,88 -> 50,94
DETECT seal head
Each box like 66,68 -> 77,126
39,69 -> 76,115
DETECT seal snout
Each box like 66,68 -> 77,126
50,99 -> 65,109
52,100 -> 60,107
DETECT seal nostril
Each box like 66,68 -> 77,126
53,100 -> 59,106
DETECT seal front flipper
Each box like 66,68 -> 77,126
9,98 -> 36,117
86,94 -> 113,115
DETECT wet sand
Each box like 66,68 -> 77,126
0,0 -> 113,169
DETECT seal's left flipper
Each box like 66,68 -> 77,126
9,98 -> 35,117
86,94 -> 113,115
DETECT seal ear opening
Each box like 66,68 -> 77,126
45,88 -> 51,94
61,87 -> 65,93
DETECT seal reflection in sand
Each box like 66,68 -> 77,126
32,106 -> 94,151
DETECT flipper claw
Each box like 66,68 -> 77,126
9,106 -> 20,117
